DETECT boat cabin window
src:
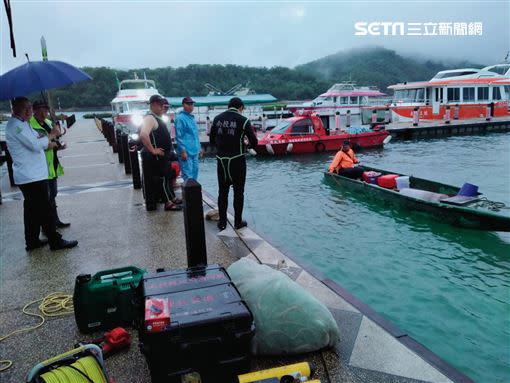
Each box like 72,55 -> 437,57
394,89 -> 424,102
349,96 -> 358,104
290,118 -> 313,135
492,87 -> 502,100
463,87 -> 475,101
340,97 -> 348,105
434,88 -> 444,103
504,86 -> 510,100
477,87 -> 489,101
447,88 -> 460,102
416,88 -> 425,102
271,120 -> 292,134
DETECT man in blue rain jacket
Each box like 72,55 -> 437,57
175,97 -> 202,181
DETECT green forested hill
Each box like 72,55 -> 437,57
1,47 -> 484,110
296,47 -> 483,92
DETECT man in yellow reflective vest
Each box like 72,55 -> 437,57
29,100 -> 70,228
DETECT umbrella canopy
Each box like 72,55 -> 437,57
0,60 -> 92,100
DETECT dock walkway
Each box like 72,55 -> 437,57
0,119 -> 472,382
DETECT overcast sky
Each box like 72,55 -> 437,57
1,0 -> 509,73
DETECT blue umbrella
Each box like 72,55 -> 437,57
0,60 -> 92,100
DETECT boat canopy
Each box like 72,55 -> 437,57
165,94 -> 277,107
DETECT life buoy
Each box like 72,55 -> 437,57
315,142 -> 325,153
265,143 -> 275,155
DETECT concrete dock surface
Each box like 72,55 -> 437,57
0,119 -> 472,382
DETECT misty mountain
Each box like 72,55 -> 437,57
296,46 -> 485,92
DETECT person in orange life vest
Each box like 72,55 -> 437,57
328,140 -> 364,179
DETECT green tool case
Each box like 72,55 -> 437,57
73,266 -> 145,333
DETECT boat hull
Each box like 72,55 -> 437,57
255,131 -> 389,155
324,169 -> 510,232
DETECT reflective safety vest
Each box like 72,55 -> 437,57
29,117 -> 64,179
328,148 -> 358,173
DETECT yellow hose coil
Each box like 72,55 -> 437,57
40,356 -> 107,383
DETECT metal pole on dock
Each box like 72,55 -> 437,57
486,104 -> 492,121
334,111 -> 340,134
413,107 -> 419,126
384,107 -> 390,124
454,104 -> 459,120
182,179 -> 207,268
371,109 -> 377,126
129,145 -> 141,189
116,129 -> 124,164
121,133 -> 131,174
444,105 -> 451,124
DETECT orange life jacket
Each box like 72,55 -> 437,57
328,148 -> 358,173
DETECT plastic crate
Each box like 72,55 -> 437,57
139,265 -> 254,383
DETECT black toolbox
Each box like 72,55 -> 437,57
138,264 -> 255,383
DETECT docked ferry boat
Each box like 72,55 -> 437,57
111,77 -> 162,131
389,63 -> 510,122
287,82 -> 387,116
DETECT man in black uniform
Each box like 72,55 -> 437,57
210,97 -> 258,230
140,95 -> 181,211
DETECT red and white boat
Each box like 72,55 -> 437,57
388,63 -> 510,122
254,111 -> 390,156
287,82 -> 387,116
111,77 -> 164,131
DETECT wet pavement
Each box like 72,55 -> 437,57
0,119 -> 471,383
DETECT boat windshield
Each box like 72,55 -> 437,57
127,101 -> 149,112
271,120 -> 292,134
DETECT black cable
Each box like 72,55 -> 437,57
66,364 -> 96,383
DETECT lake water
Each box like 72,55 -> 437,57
198,133 -> 510,383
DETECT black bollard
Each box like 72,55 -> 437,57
121,133 -> 131,174
129,145 -> 142,189
182,179 -> 207,268
108,122 -> 114,145
116,129 -> 124,164
141,151 -> 157,211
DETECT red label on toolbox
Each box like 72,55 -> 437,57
145,298 -> 170,333
145,272 -> 227,294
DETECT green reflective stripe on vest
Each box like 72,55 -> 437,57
29,117 -> 64,179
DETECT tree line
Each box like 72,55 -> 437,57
1,47 -> 482,111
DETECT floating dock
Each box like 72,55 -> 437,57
385,116 -> 510,140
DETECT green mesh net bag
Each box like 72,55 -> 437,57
227,258 -> 340,355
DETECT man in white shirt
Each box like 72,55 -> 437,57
5,97 -> 78,251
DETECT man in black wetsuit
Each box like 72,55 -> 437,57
210,97 -> 258,230
140,95 -> 181,211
